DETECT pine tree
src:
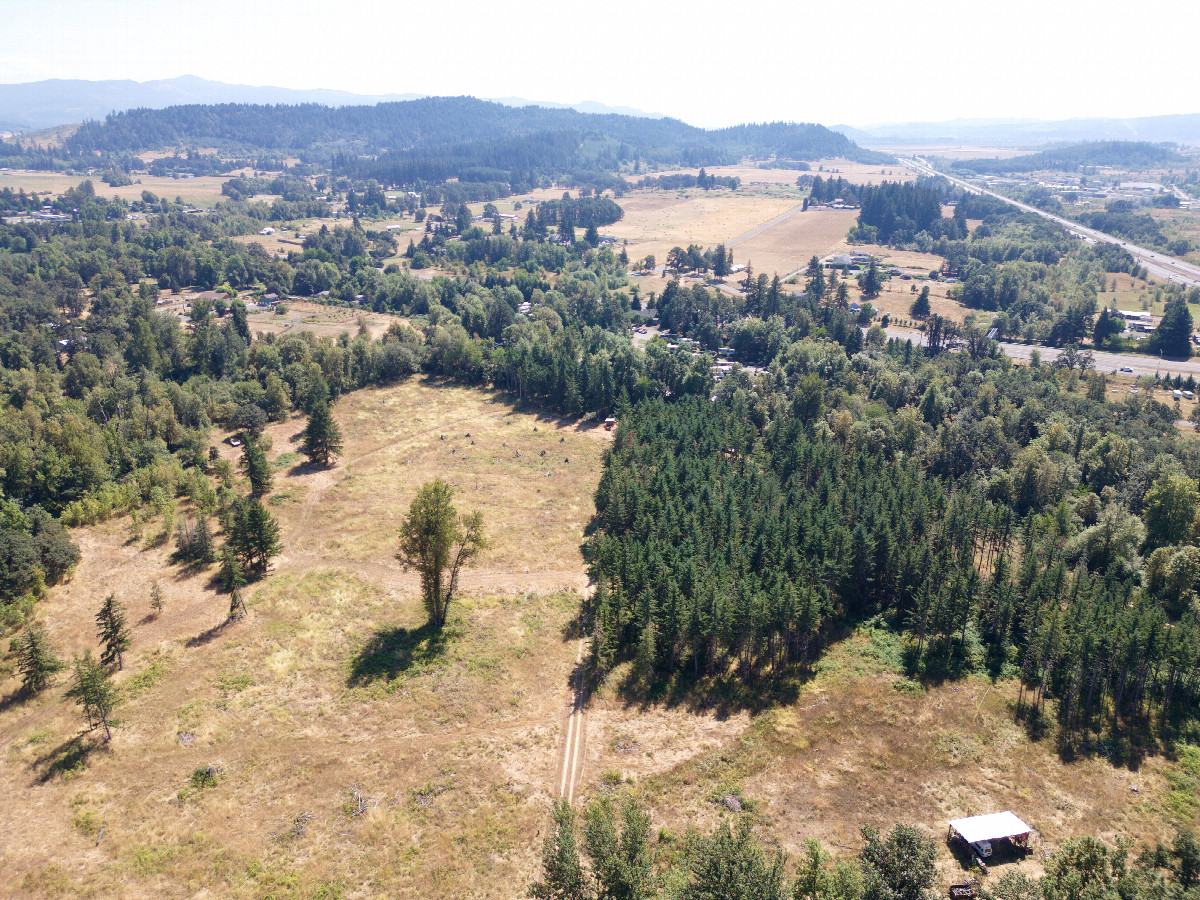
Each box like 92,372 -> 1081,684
300,398 -> 343,466
11,624 -> 64,693
859,259 -> 883,301
68,650 -> 119,741
229,497 -> 282,576
220,544 -> 246,593
150,581 -> 164,616
194,516 -> 214,563
239,435 -> 273,496
95,593 -> 131,670
529,800 -> 587,900
911,285 -> 931,318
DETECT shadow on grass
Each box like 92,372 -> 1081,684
347,622 -> 450,686
186,619 -> 232,648
32,734 -> 103,783
610,663 -> 806,719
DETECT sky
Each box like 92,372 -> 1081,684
4,0 -> 1199,129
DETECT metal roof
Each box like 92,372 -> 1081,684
948,812 -> 1032,844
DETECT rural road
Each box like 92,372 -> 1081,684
902,158 -> 1200,289
885,327 -> 1200,378
729,202 -> 806,246
557,638 -> 588,805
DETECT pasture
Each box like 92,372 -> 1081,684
0,378 -> 619,898
0,169 -> 229,208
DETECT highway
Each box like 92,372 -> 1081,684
884,327 -> 1200,378
902,158 -> 1200,289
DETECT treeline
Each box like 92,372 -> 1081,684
636,169 -> 740,191
533,196 -> 624,229
851,180 -> 964,245
1076,207 -> 1192,256
952,140 -> 1185,175
533,793 -> 1200,900
799,174 -> 863,203
0,178 -> 720,614
588,318 -> 1200,741
39,98 -> 885,193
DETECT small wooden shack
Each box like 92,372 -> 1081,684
604,417 -> 617,431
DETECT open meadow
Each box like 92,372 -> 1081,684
0,170 -> 229,208
4,374 -> 1198,898
0,378 -> 623,898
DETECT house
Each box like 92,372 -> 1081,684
823,254 -> 857,269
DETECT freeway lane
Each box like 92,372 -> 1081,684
884,327 -> 1200,378
902,158 -> 1200,289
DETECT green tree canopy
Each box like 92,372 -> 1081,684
396,479 -> 489,627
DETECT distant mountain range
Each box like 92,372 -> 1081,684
833,115 -> 1200,148
0,75 -> 665,133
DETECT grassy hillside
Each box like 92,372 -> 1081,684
0,378 -> 609,898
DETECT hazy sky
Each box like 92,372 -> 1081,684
4,0 -> 1198,128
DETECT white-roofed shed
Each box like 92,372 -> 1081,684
948,812 -> 1032,845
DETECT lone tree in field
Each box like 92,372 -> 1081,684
149,581 -> 164,616
239,435 -> 273,497
396,479 -> 489,628
68,650 -> 119,742
859,259 -> 883,301
220,544 -> 249,619
227,496 -> 282,577
11,624 -> 64,694
95,593 -> 131,670
300,397 -> 343,466
911,285 -> 931,318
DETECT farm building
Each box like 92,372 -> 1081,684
947,812 -> 1032,869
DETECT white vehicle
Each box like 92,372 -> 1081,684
1120,366 -> 1134,373
1186,391 -> 1196,400
971,840 -> 993,859
1175,390 -> 1183,400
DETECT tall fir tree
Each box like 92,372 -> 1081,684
11,624 -> 64,693
300,398 -> 343,466
95,593 -> 131,670
229,497 -> 282,576
68,650 -> 119,741
239,435 -> 273,497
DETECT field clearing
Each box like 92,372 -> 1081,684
0,169 -> 228,207
592,627 -> 1190,889
733,208 -> 858,278
244,299 -> 409,342
0,378 -> 649,898
607,190 -> 798,267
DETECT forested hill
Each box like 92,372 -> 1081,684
60,96 -> 890,168
951,140 -> 1186,174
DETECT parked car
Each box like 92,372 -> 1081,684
971,840 -> 993,859
1119,366 -> 1134,373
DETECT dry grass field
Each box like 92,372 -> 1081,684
243,300 -> 410,343
587,626 -> 1193,887
0,378 -> 623,899
0,170 -> 228,208
2,375 -> 1198,897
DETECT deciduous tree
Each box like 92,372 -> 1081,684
396,479 -> 489,627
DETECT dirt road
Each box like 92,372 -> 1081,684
557,638 -> 588,804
